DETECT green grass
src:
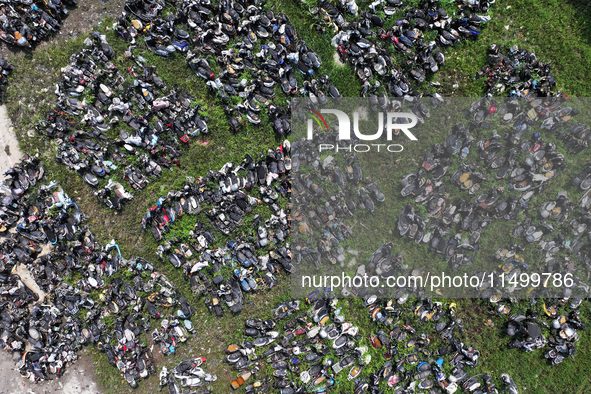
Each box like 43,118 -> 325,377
436,0 -> 591,96
458,299 -> 591,392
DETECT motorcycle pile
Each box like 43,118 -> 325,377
396,93 -> 590,297
35,32 -> 210,209
290,132 -> 387,268
141,143 -> 292,316
303,0 -> 490,98
386,44 -> 590,369
141,115 -> 392,317
225,290 -> 520,393
477,44 -> 559,98
0,156 -> 204,389
37,0 -> 356,209
116,0 -> 343,134
489,282 -> 585,366
159,356 -> 217,392
0,0 -> 76,49
0,55 -> 14,102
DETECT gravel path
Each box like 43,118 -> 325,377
0,105 -> 22,176
0,350 -> 101,394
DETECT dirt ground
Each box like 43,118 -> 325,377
13,263 -> 48,307
0,349 -> 101,394
0,105 -> 22,175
